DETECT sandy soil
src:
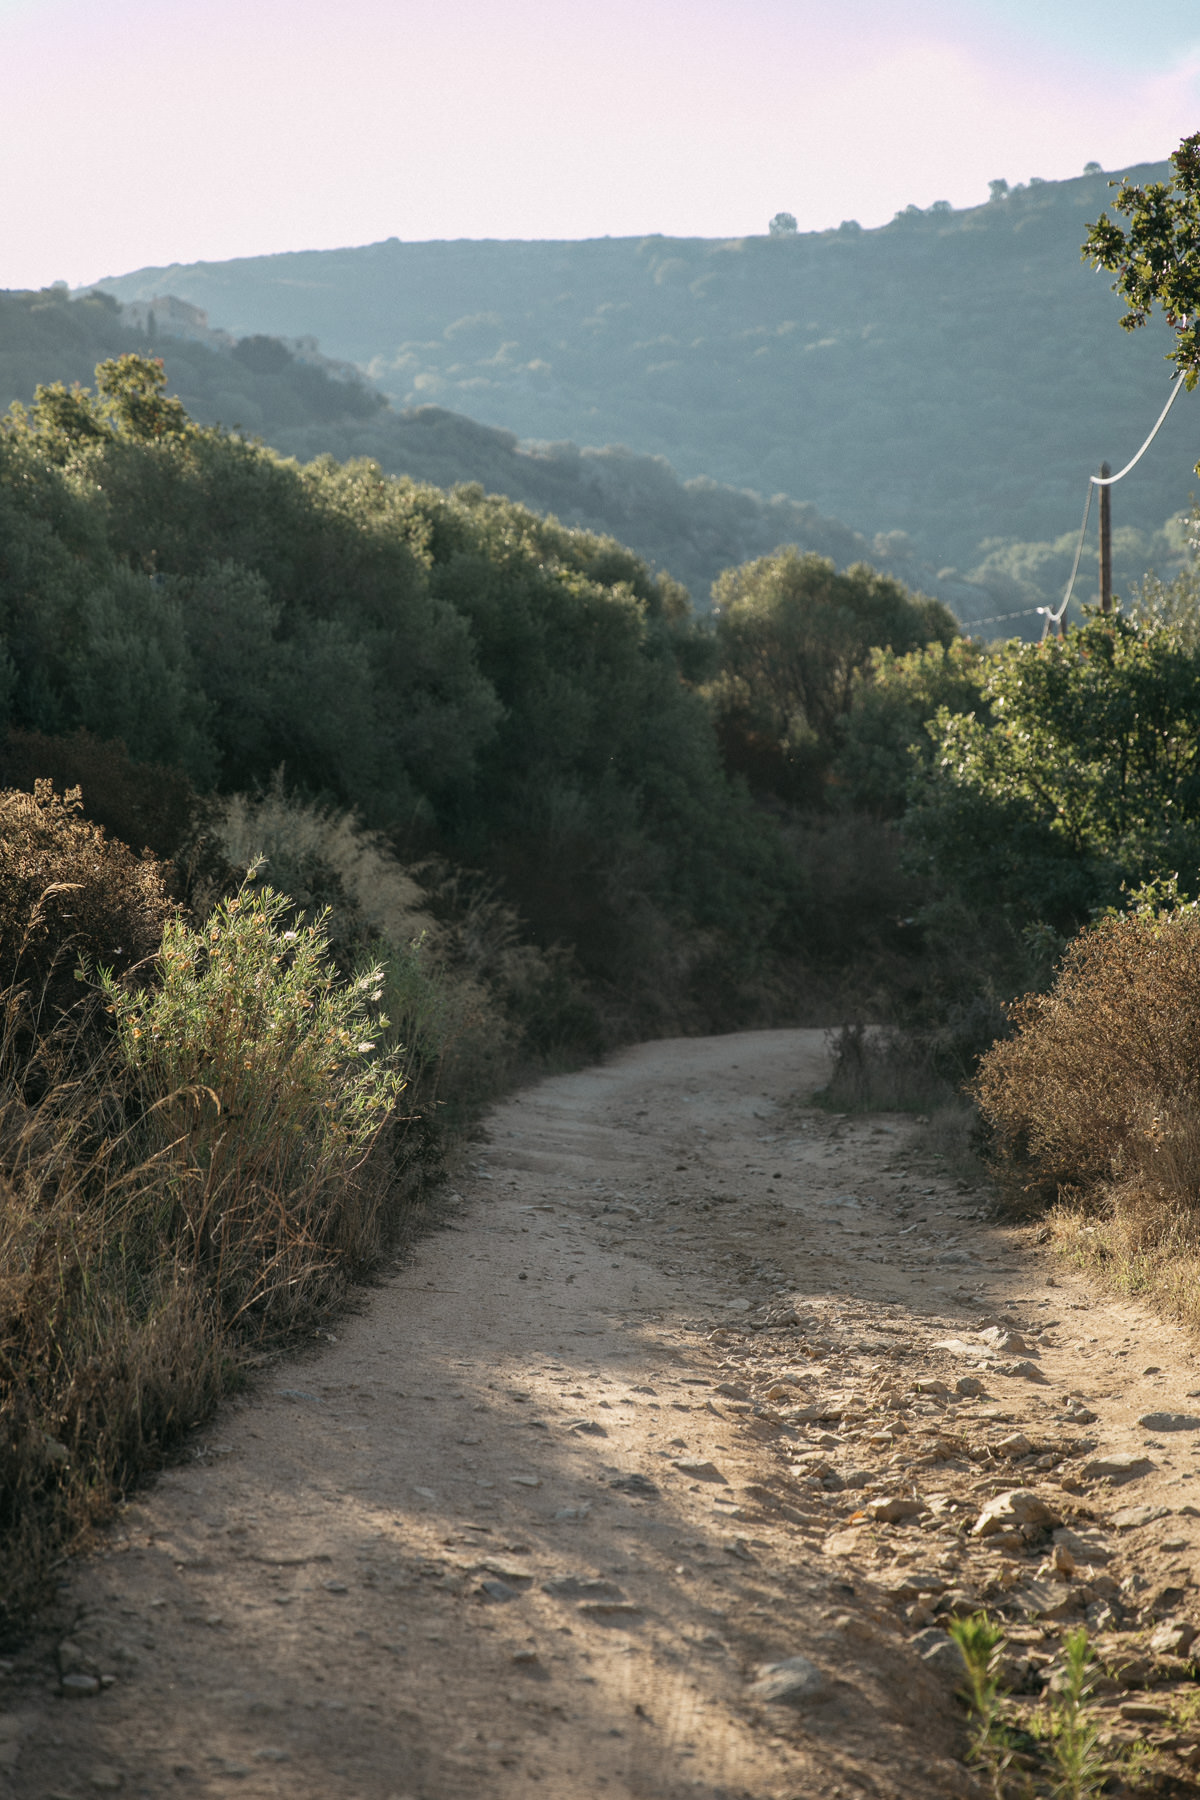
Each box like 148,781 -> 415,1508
7,1027 -> 1200,1800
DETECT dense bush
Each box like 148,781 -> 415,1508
0,357 -> 800,1021
973,908 -> 1200,1328
0,792 -> 421,1634
0,782 -> 173,1010
907,612 -> 1200,936
976,910 -> 1200,1199
707,549 -> 957,806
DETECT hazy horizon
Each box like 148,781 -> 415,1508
3,0 -> 1198,290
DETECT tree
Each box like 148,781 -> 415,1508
907,613 -> 1200,933
1083,132 -> 1200,389
708,549 -> 957,805
768,212 -> 798,237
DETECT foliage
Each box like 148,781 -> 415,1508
103,882 -> 405,1327
1047,1629 -> 1106,1800
834,637 -> 985,816
0,781 -> 173,1008
0,285 -> 982,623
950,1613 -> 1019,1799
708,548 -> 957,805
0,728 -> 198,860
975,908 -> 1200,1199
1084,132 -> 1200,388
950,1615 -> 1110,1799
1129,545 -> 1200,646
0,358 -> 799,1021
907,613 -> 1200,935
0,818 -> 425,1635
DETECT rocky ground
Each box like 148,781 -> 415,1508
5,1027 -> 1200,1799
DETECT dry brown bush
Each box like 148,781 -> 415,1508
976,912 -> 1200,1324
975,913 -> 1200,1199
0,781 -> 174,1014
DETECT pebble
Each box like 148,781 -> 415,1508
1083,1451 -> 1154,1482
999,1359 -> 1043,1381
980,1329 -> 1032,1353
910,1628 -> 966,1677
1138,1413 -> 1200,1432
543,1577 -> 625,1600
480,1579 -> 522,1602
955,1376 -> 985,1397
609,1473 -> 659,1497
972,1489 -> 1056,1537
747,1655 -> 826,1704
864,1495 -> 925,1524
994,1432 -> 1032,1459
672,1458 -> 725,1482
1121,1701 -> 1171,1723
1053,1526 -> 1112,1564
578,1600 -> 643,1617
89,1771 -> 122,1792
61,1674 -> 101,1697
1111,1503 -> 1171,1529
510,1475 -> 542,1487
1150,1620 -> 1197,1656
322,1580 -> 349,1593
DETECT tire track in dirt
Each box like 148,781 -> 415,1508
6,1027 -> 1200,1798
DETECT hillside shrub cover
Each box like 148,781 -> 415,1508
0,355 -> 803,1028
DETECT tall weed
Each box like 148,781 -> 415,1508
0,869 -> 414,1636
103,881 -> 405,1329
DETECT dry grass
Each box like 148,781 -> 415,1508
976,911 -> 1200,1328
0,780 -> 609,1639
0,869 -> 410,1640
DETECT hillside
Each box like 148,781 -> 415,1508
90,161 -> 1197,582
0,287 -> 975,612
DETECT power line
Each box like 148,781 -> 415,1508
974,371 -> 1191,642
1039,481 -> 1094,638
1090,372 -> 1187,487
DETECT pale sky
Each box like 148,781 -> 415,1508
3,0 -> 1199,290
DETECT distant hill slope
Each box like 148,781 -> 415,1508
90,162 -> 1199,577
0,286 -> 986,614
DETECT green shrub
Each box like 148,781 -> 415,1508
708,548 -> 958,806
103,882 -> 405,1327
908,614 -> 1200,936
0,868 -> 419,1633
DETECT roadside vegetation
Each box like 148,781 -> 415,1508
10,132 -> 1200,1651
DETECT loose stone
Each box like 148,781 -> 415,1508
747,1655 -> 826,1704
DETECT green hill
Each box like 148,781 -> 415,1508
89,161 -> 1196,584
0,286 -> 978,613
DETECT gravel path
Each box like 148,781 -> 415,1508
7,1027 -> 1200,1799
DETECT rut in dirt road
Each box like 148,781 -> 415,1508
8,1027 -> 1200,1800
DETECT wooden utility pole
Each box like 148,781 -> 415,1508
1099,462 -> 1113,614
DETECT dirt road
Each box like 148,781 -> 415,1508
8,1028 -> 1200,1799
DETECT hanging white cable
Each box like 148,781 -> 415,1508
1090,371 -> 1187,486
1038,480 -> 1095,636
